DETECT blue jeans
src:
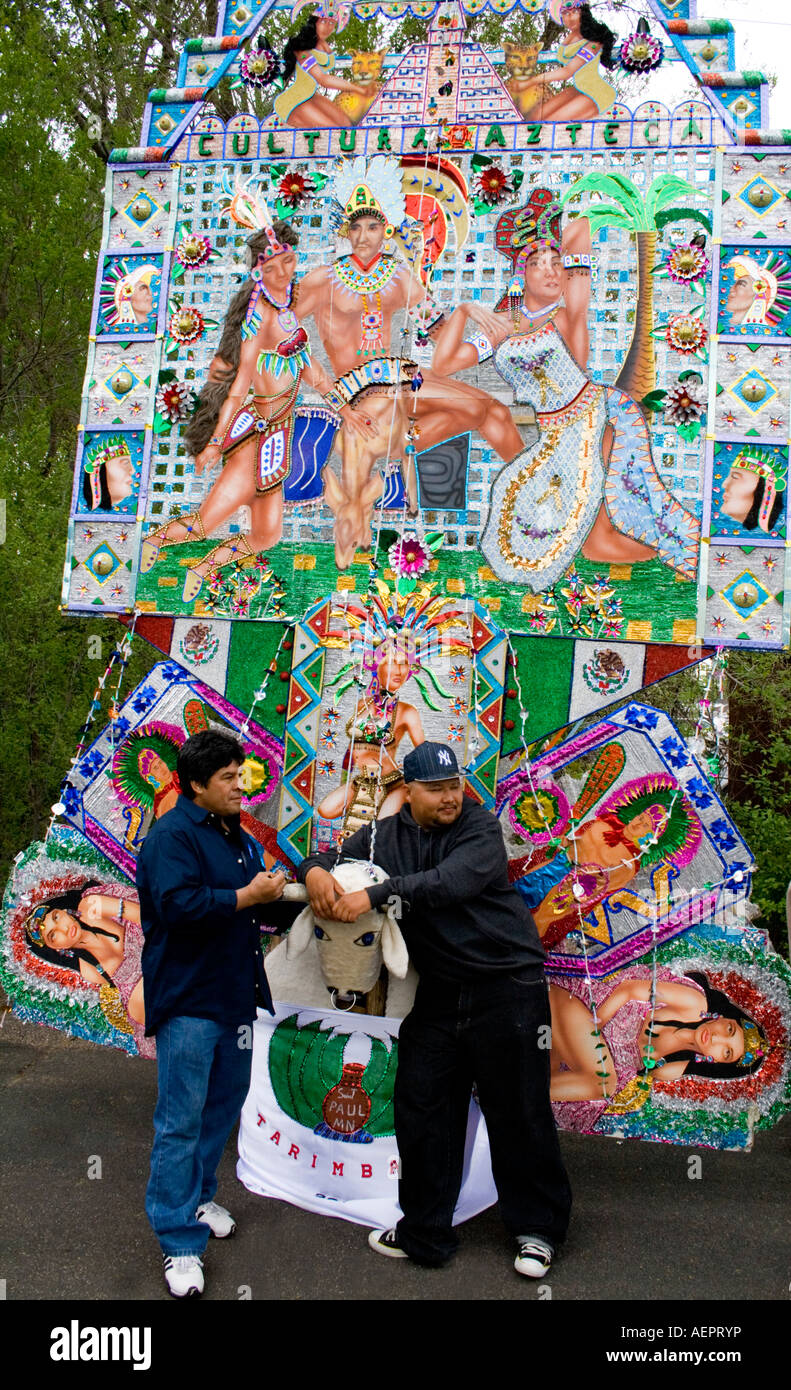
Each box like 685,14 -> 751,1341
146,1016 -> 253,1256
394,967 -> 572,1266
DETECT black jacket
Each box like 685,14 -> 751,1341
297,799 -> 544,982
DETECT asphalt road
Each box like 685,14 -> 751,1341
2,1007 -> 788,1314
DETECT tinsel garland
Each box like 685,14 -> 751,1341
1,827 -> 139,1056
591,929 -> 791,1147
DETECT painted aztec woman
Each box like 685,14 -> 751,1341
139,176 -> 373,603
432,187 -> 701,591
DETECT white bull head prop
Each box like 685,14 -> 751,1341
282,860 -> 408,1008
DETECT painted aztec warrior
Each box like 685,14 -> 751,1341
139,184 -> 377,601
295,154 -> 524,568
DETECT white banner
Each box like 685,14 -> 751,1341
237,1003 -> 498,1228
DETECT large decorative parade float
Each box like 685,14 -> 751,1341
4,0 -> 790,1226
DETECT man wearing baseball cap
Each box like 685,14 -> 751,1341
297,741 -> 571,1278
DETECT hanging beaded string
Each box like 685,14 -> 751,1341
45,621 -> 137,841
640,895 -> 663,1083
690,646 -> 727,788
108,611 -> 139,749
466,597 -> 481,770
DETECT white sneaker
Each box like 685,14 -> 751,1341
163,1254 -> 204,1298
514,1236 -> 553,1278
368,1227 -> 408,1259
196,1200 -> 237,1238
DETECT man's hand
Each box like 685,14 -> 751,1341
237,871 -> 286,910
305,866 -> 344,919
332,889 -> 372,923
339,402 -> 379,441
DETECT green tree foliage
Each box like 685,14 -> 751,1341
0,4 -> 161,884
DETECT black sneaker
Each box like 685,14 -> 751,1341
514,1236 -> 553,1278
368,1227 -> 408,1259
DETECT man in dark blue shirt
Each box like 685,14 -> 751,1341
137,730 -> 287,1299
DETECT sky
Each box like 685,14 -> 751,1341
650,1 -> 791,127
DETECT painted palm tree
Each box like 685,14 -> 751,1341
560,173 -> 712,403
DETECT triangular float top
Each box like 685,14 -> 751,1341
111,0 -> 783,166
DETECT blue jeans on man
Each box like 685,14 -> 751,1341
146,1016 -> 253,1256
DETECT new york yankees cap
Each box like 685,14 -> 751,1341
403,742 -> 460,783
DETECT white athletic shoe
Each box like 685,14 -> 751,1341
368,1227 -> 409,1259
514,1236 -> 553,1278
163,1254 -> 204,1298
196,1201 -> 237,1238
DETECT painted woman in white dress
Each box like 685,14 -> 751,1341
432,189 -> 700,591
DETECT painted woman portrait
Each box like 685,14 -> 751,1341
548,962 -> 772,1132
141,181 -> 372,602
510,774 -> 701,949
274,1 -> 378,130
318,582 -> 471,838
23,878 -> 153,1058
509,2 -> 617,122
112,722 -> 185,842
432,188 -> 700,590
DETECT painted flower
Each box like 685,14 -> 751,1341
723,860 -> 750,892
240,47 -> 279,88
156,378 -> 195,423
448,724 -> 465,744
78,750 -> 106,779
664,376 -> 706,426
664,314 -> 707,357
175,232 -> 213,269
685,776 -> 713,810
277,170 -> 313,209
449,665 -> 467,686
318,759 -> 336,777
623,706 -> 659,730
61,784 -> 82,816
159,662 -> 184,682
709,817 -> 738,852
619,31 -> 664,73
660,735 -> 689,770
388,535 -> 430,578
131,684 -> 157,714
168,305 -> 205,345
665,243 -> 709,285
474,164 -> 513,207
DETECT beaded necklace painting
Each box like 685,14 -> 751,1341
331,254 -> 402,298
255,281 -> 312,380
331,255 -> 403,356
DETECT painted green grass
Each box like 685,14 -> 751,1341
136,536 -> 698,641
